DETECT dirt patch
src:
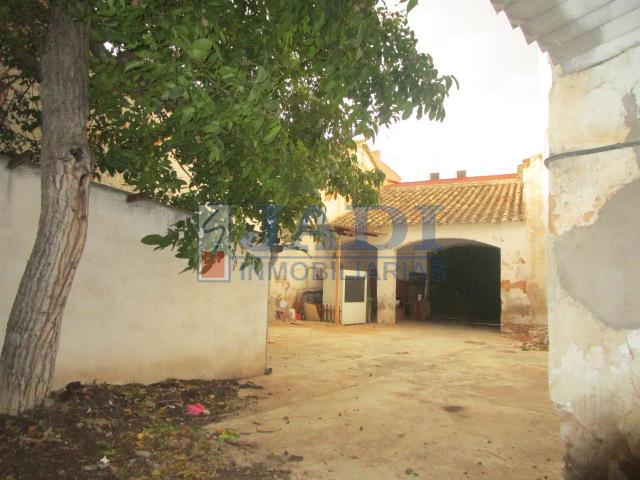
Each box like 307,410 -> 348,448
229,323 -> 563,479
0,379 -> 290,480
268,319 -> 388,335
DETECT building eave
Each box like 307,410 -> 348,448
490,0 -> 640,74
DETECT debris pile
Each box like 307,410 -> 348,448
0,379 -> 290,479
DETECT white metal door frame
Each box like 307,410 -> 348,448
341,269 -> 367,325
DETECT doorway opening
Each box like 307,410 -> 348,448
396,240 -> 501,327
428,245 -> 500,326
339,242 -> 378,324
317,241 -> 379,324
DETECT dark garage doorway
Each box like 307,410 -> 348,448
428,245 -> 501,326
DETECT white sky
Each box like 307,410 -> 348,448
373,0 -> 552,182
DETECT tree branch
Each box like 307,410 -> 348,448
13,46 -> 41,80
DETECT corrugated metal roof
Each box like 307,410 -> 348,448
490,0 -> 640,73
332,174 -> 524,229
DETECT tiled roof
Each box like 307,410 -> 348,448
333,174 -> 524,229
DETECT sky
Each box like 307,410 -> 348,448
373,0 -> 552,182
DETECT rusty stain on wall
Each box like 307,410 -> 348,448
501,279 -> 527,293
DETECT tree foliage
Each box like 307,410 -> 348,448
1,0 -> 455,269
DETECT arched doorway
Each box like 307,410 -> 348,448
396,238 -> 501,327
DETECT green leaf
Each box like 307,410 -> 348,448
124,60 -> 144,72
219,66 -> 235,80
192,38 -> 214,51
189,38 -> 214,61
98,7 -> 117,17
208,145 -> 221,162
407,0 -> 419,12
167,85 -> 184,100
263,99 -> 280,112
181,106 -> 195,124
141,234 -> 164,245
255,67 -> 268,83
203,122 -> 221,134
217,430 -> 240,443
263,124 -> 281,144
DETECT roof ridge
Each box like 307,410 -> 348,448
384,173 -> 519,189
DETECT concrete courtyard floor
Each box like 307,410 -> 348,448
212,321 -> 564,479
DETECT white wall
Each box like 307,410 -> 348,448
1,161 -> 268,388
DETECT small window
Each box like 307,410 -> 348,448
344,276 -> 365,303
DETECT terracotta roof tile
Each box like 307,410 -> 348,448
333,174 -> 524,229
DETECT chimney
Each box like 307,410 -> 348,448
429,172 -> 440,180
456,170 -> 467,178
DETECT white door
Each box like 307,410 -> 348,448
341,269 -> 367,325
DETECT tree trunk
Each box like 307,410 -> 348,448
0,6 -> 92,415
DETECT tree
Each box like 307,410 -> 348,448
0,0 -> 455,415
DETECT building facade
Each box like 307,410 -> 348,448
268,147 -> 549,347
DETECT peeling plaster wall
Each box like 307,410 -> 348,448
0,162 -> 269,388
548,44 -> 640,478
519,155 -> 550,344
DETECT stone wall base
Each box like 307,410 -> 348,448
561,411 -> 640,480
502,322 -> 549,349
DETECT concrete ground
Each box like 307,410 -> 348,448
212,321 -> 564,479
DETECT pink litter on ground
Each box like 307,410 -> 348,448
186,403 -> 206,416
